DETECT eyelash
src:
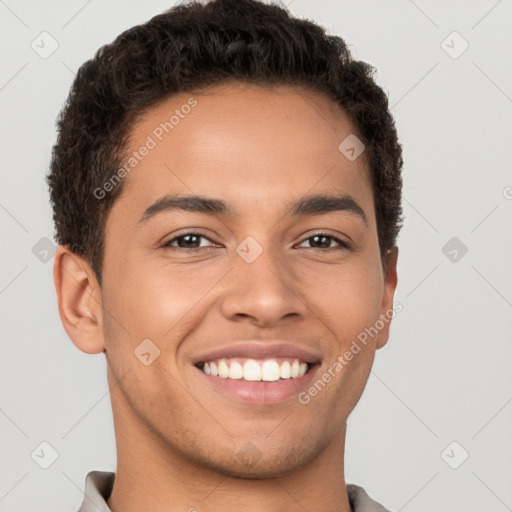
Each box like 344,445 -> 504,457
161,231 -> 351,252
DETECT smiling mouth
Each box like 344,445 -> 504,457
195,357 -> 313,382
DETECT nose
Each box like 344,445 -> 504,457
219,243 -> 307,328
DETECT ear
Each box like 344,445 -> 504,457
376,247 -> 399,350
53,245 -> 105,354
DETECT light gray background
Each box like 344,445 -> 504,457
1,0 -> 511,511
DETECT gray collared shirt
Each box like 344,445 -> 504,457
77,470 -> 391,512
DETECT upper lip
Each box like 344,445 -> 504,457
192,341 -> 323,365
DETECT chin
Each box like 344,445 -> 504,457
193,438 -> 325,480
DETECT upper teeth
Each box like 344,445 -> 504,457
202,358 -> 308,381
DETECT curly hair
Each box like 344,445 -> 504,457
47,0 -> 403,286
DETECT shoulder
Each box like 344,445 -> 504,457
76,471 -> 115,512
346,483 -> 392,512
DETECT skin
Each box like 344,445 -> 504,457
53,82 -> 398,512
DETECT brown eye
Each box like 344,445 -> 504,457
162,233 -> 214,250
298,233 -> 349,251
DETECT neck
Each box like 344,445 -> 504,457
106,374 -> 352,512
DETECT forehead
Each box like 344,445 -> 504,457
111,82 -> 373,224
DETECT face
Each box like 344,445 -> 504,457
96,83 -> 398,478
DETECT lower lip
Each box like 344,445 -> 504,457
194,364 -> 320,405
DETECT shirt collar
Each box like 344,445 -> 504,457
77,470 -> 390,512
77,471 -> 114,512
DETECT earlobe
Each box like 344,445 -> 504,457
376,247 -> 399,350
53,245 -> 105,354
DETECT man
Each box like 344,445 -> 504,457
47,0 -> 403,510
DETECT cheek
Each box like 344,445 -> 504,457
300,256 -> 384,343
342,261 -> 383,327
102,257 -> 229,353
326,259 -> 383,393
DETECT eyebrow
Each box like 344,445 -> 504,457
137,193 -> 368,227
